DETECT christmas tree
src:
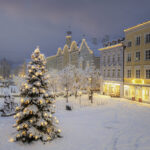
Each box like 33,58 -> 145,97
12,47 -> 61,143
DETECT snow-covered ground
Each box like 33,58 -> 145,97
0,94 -> 150,150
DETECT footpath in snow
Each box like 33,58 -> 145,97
0,94 -> 150,150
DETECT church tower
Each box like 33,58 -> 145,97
65,30 -> 72,48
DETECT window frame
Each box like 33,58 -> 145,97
146,69 -> 150,79
127,53 -> 131,62
145,33 -> 150,44
145,50 -> 150,60
136,70 -> 140,78
135,51 -> 140,61
127,70 -> 131,78
135,36 -> 140,46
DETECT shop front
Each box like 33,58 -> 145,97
103,82 -> 122,97
124,85 -> 150,103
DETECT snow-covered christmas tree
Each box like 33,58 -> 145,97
12,47 -> 61,143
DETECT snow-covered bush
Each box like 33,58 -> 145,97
0,94 -> 17,116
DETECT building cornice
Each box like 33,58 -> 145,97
98,43 -> 123,51
124,21 -> 150,33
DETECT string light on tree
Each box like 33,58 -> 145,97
11,46 -> 61,143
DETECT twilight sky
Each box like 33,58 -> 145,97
0,0 -> 150,65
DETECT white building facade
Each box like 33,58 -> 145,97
99,43 -> 124,97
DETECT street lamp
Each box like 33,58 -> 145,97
79,91 -> 82,105
88,77 -> 93,103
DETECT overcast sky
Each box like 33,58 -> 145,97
0,0 -> 150,65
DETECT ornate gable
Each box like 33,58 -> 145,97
62,44 -> 69,54
56,47 -> 62,56
79,39 -> 93,54
70,41 -> 78,52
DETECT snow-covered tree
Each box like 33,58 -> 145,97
84,61 -> 100,103
59,65 -> 74,103
13,76 -> 25,90
0,94 -> 17,116
12,47 -> 61,143
72,67 -> 84,98
47,70 -> 59,99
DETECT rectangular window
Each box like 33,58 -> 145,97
145,34 -> 150,43
145,50 -> 150,60
107,70 -> 110,77
118,69 -> 120,78
118,54 -> 120,63
127,53 -> 131,62
112,55 -> 115,64
108,56 -> 110,64
136,36 -> 140,45
146,70 -> 150,79
128,41 -> 132,47
136,70 -> 140,78
112,69 -> 115,77
103,56 -> 105,65
135,52 -> 140,61
103,70 -> 105,77
127,70 -> 131,78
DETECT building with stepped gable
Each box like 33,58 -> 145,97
46,32 -> 100,71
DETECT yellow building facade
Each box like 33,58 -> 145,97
124,21 -> 150,103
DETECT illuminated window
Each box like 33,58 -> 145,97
145,50 -> 150,60
135,36 -> 140,45
145,34 -> 150,43
135,52 -> 140,61
136,70 -> 140,78
146,70 -> 150,79
127,70 -> 131,78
